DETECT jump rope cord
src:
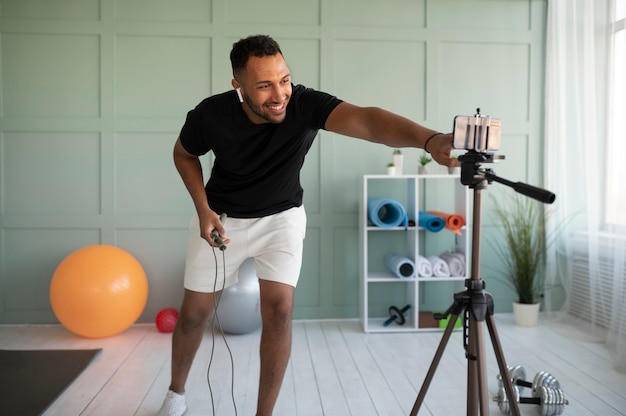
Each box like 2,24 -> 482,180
207,239 -> 238,416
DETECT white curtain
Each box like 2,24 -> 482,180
545,0 -> 626,371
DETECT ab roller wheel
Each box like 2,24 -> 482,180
383,304 -> 411,327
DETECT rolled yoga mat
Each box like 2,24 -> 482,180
385,253 -> 416,279
368,199 -> 408,228
427,210 -> 465,235
418,211 -> 445,232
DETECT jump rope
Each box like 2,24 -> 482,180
207,213 -> 239,416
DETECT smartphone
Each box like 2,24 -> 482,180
452,114 -> 501,152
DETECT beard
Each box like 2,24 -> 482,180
242,91 -> 287,124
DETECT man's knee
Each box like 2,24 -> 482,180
177,291 -> 216,330
261,298 -> 293,325
178,310 -> 210,331
259,281 -> 294,327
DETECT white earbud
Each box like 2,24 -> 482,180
236,88 -> 244,103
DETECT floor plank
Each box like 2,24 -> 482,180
323,320 -> 379,416
305,321 -> 351,415
290,321 -> 323,416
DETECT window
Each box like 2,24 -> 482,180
606,0 -> 626,227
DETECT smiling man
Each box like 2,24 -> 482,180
158,34 -> 457,416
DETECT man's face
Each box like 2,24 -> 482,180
235,53 -> 292,124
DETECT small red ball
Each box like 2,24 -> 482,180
155,308 -> 179,333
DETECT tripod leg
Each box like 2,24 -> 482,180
485,314 -> 521,416
466,316 -> 490,416
410,313 -> 460,416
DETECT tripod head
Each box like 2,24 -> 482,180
458,150 -> 555,204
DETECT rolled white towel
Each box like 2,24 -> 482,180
440,251 -> 465,277
428,255 -> 451,277
416,255 -> 433,278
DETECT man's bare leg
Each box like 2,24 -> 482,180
256,280 -> 295,416
169,289 -> 218,393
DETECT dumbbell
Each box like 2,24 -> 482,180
497,366 -> 561,396
531,371 -> 561,396
494,385 -> 569,416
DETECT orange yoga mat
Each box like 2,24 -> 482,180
427,210 -> 465,235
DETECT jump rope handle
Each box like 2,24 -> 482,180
210,213 -> 228,251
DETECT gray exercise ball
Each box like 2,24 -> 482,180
217,258 -> 262,334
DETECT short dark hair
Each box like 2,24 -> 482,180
230,35 -> 283,78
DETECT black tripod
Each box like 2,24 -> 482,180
410,151 -> 555,416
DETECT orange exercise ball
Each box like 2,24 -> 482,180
50,245 -> 148,338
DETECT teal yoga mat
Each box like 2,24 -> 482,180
418,211 -> 445,232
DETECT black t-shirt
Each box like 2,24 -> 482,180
179,84 -> 343,218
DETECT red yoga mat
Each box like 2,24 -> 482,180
427,210 -> 465,235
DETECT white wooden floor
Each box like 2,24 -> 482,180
1,314 -> 625,416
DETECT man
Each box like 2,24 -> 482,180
158,34 -> 457,416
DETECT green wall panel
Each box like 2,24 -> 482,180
439,42 -> 531,121
332,226 -> 359,308
115,36 -> 212,118
1,228 -> 101,321
225,0 -> 321,25
333,40 -> 426,120
0,0 -> 100,20
115,0 -> 213,22
3,132 -> 101,214
2,34 -> 100,117
115,132 -> 187,214
439,0 -> 532,30
334,0 -> 426,27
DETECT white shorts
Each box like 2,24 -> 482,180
183,205 -> 306,293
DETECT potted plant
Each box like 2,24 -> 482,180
386,162 -> 396,175
418,152 -> 432,174
491,192 -> 553,327
392,149 -> 403,175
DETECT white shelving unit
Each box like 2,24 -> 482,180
359,174 -> 470,333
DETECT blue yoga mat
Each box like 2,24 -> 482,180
418,211 -> 445,232
367,199 -> 408,228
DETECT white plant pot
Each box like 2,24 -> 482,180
387,166 -> 396,175
393,153 -> 403,175
418,165 -> 428,174
512,302 -> 540,327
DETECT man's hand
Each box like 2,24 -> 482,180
426,133 -> 459,168
199,210 -> 230,248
